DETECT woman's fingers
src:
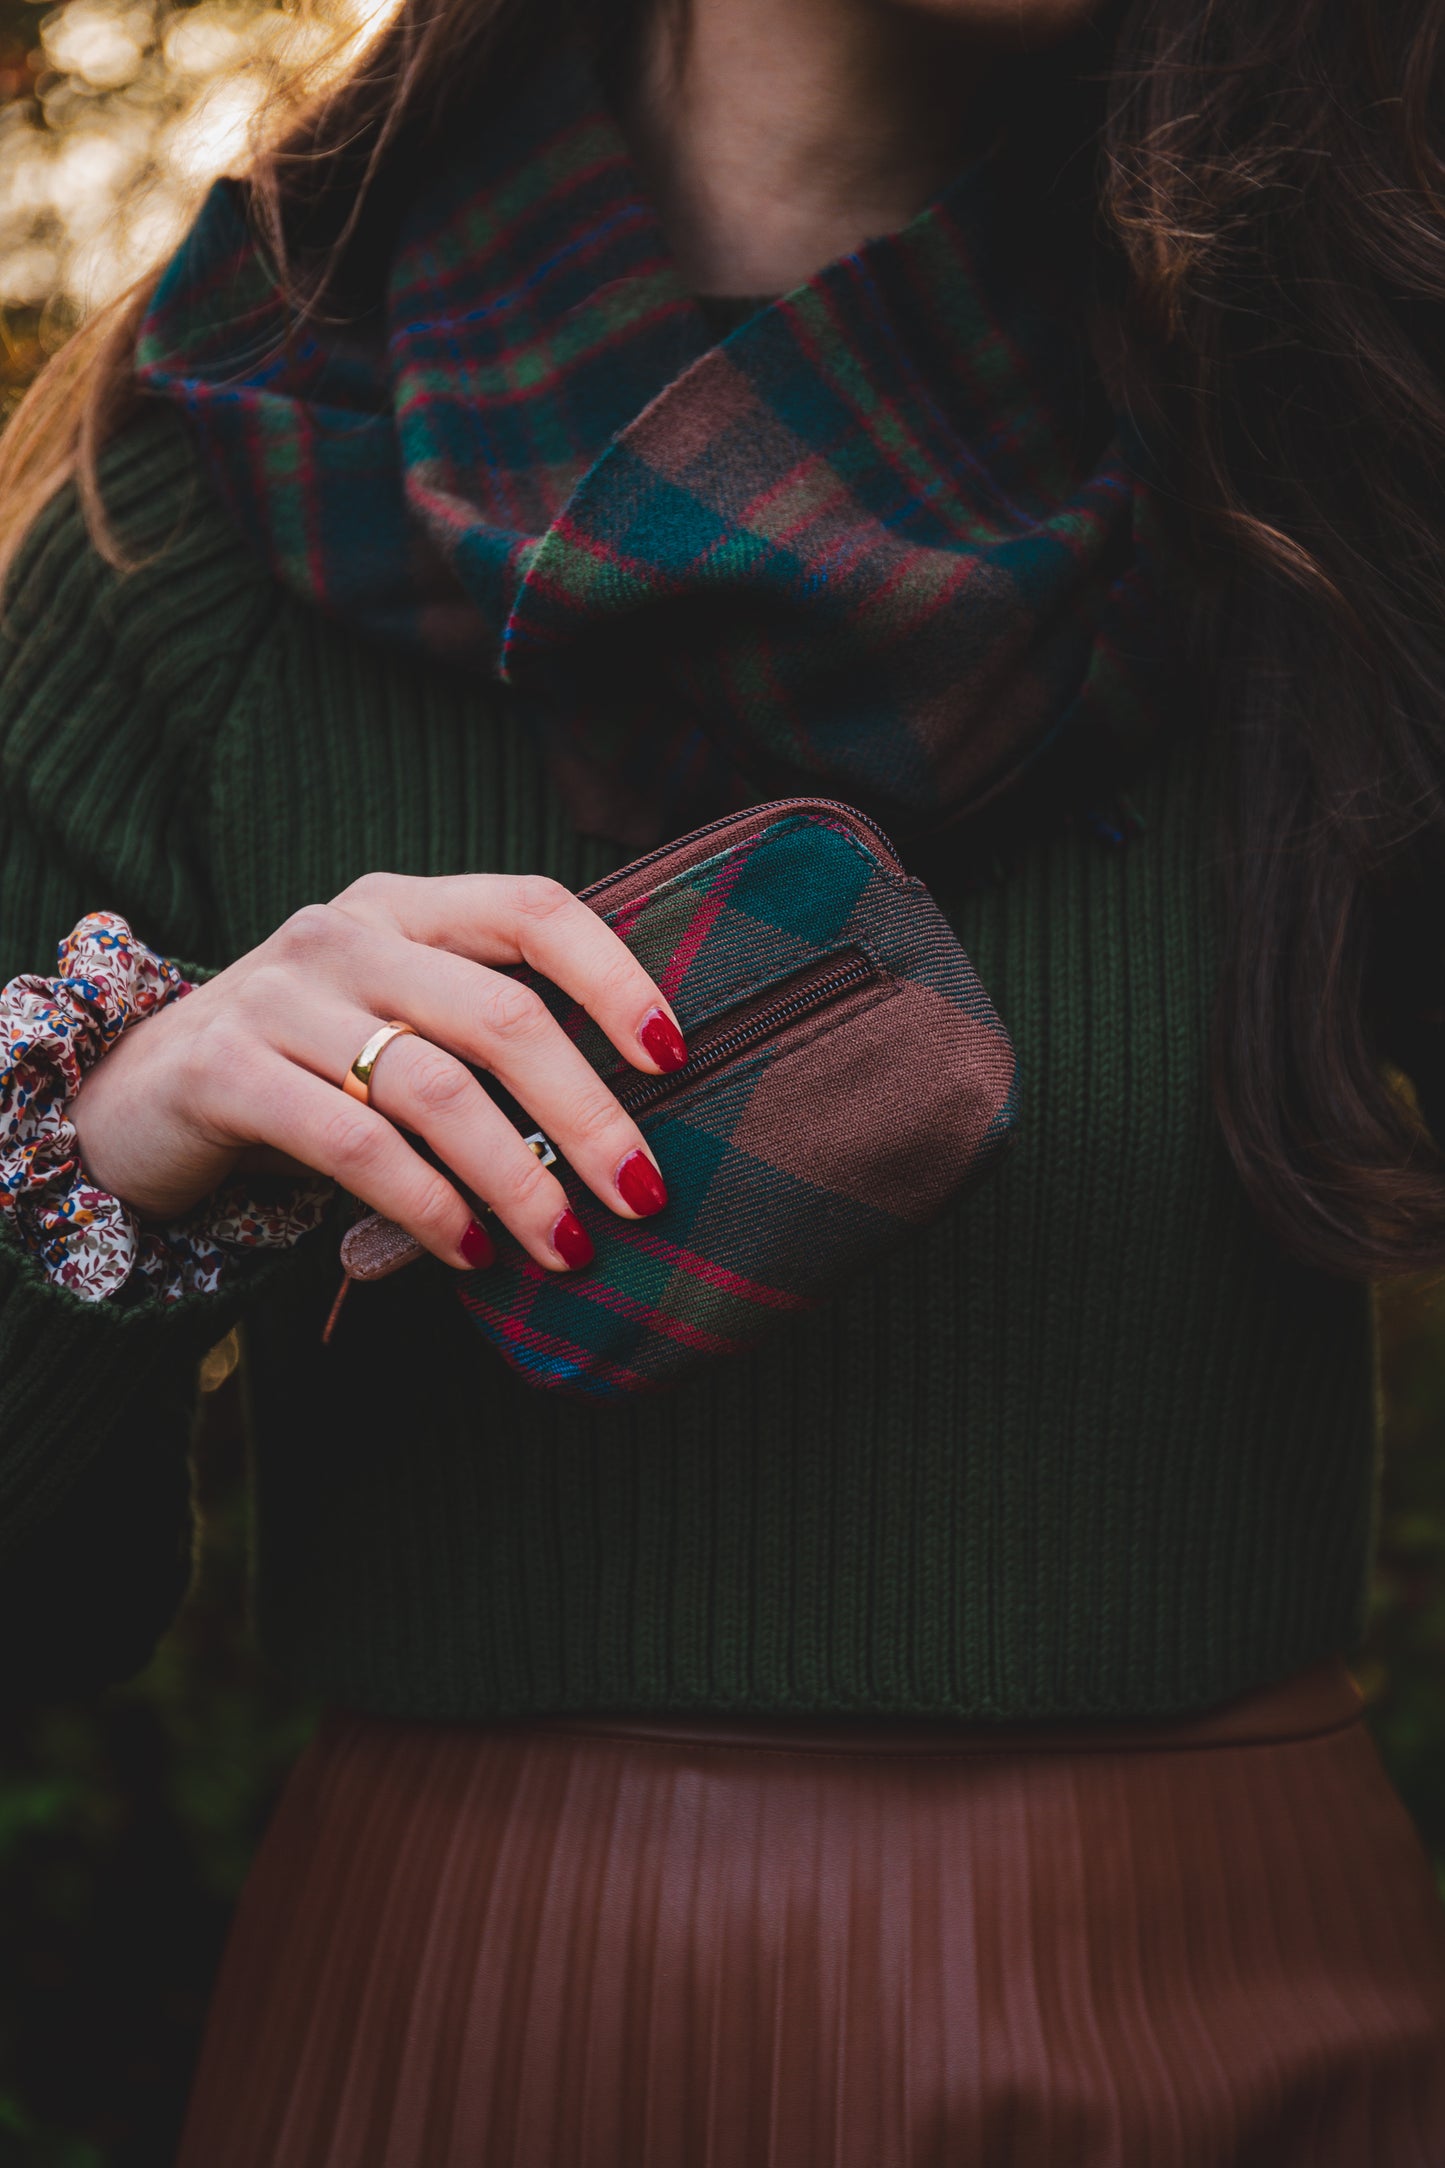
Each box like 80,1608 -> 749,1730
213,1049 -> 489,1271
347,938 -> 668,1225
270,999 -> 665,1269
238,881 -> 682,1261
66,870 -> 686,1241
328,872 -> 688,1076
330,1016 -> 589,1271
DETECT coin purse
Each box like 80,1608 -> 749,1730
333,798 -> 1018,1398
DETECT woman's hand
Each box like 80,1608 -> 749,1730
68,873 -> 686,1272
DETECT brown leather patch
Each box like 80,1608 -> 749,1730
340,1215 -> 425,1281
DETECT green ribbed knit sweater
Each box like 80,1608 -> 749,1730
0,407 -> 1385,1719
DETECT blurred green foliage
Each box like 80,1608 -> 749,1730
1,1347 -> 317,2168
1363,1284 -> 1445,1887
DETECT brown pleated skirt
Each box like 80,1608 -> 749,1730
178,1661 -> 1445,2167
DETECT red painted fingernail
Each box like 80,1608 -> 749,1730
616,1148 -> 668,1216
551,1208 -> 594,1269
638,1007 -> 687,1073
460,1218 -> 495,1269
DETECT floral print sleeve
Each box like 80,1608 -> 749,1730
0,912 -> 330,1302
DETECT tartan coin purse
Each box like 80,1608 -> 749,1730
335,800 -> 1018,1397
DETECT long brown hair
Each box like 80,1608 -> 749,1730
3,0 -> 1445,1281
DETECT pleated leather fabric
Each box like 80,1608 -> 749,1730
178,1664 -> 1445,2167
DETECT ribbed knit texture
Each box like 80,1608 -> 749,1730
0,407 -> 1381,1718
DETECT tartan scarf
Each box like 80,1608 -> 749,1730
134,43 -> 1167,856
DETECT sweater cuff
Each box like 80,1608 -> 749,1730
0,910 -> 331,1300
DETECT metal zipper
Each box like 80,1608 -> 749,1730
618,951 -> 878,1118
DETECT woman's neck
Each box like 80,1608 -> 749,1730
623,0 -> 989,295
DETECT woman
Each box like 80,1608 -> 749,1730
3,0 -> 1445,2157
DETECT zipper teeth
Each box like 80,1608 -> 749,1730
619,953 -> 877,1117
582,797 -> 902,905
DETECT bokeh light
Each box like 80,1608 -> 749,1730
0,0 -> 397,333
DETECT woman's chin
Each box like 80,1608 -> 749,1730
887,0 -> 1105,41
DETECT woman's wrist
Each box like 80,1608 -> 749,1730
0,912 -> 330,1303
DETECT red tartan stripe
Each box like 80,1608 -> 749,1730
391,135 -> 647,329
506,1257 -> 753,1352
487,1236 -> 773,1343
527,1268 -> 745,1355
470,1265 -> 748,1360
653,841 -> 755,1005
476,1221 -> 805,1354
743,472 -> 855,561
607,893 -> 652,945
785,285 -> 991,539
621,1225 -> 810,1310
395,270 -> 681,421
457,1294 -> 654,1391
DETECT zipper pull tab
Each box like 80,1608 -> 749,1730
322,1130 -> 558,1343
322,1270 -> 354,1346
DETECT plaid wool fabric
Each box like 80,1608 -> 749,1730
134,43 -> 1167,853
459,810 -> 1018,1395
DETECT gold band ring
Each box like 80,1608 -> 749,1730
341,1020 -> 416,1106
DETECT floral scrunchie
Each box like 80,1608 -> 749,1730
0,912 -> 329,1302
